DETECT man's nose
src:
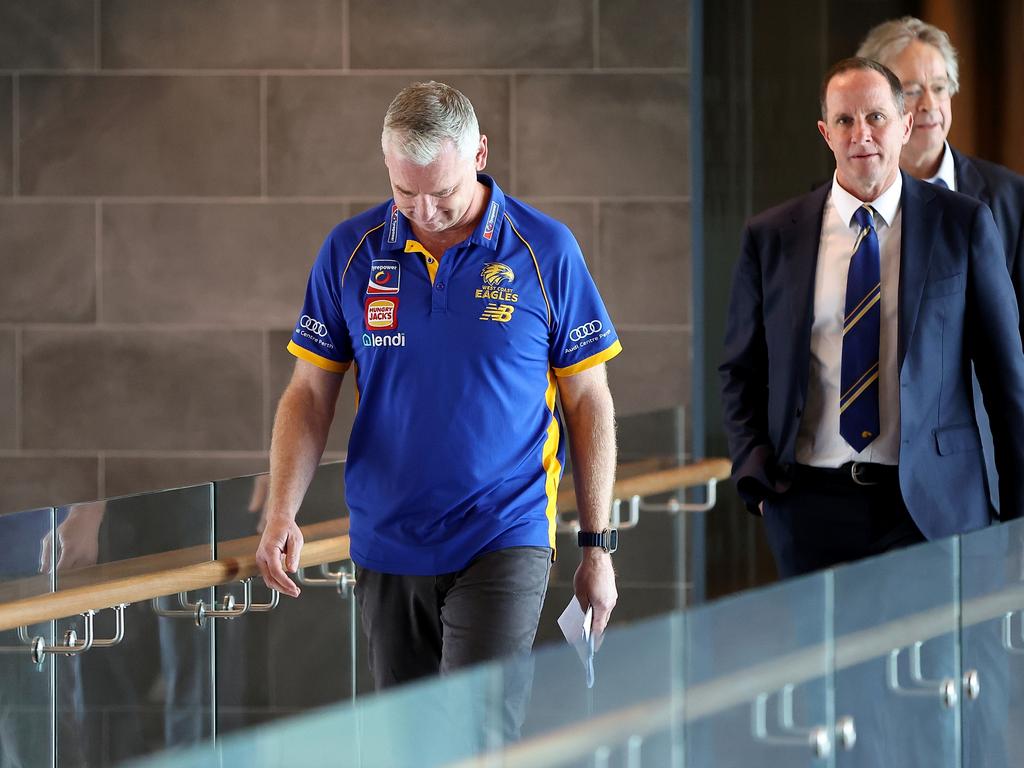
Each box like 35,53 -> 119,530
413,196 -> 437,219
918,86 -> 936,112
852,118 -> 873,143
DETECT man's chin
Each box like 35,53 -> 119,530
910,133 -> 945,154
414,220 -> 448,232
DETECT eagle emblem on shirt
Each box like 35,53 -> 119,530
481,263 -> 514,286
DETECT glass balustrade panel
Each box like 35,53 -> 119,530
123,608 -> 688,767
833,539 -> 960,768
959,516 -> 1024,768
683,569 -> 832,766
513,610 -> 686,767
123,663 -> 504,768
213,461 -> 357,736
51,484 -> 215,768
0,506 -> 56,768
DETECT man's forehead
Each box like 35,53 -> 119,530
387,151 -> 466,189
826,72 -> 894,108
893,42 -> 949,79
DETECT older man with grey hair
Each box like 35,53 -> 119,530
255,81 -> 622,737
858,22 -> 1024,767
857,17 -> 1024,332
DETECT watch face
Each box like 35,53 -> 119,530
607,529 -> 619,553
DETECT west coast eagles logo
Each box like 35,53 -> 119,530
475,263 -> 518,302
476,263 -> 517,322
480,263 -> 514,286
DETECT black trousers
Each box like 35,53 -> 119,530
354,546 -> 551,742
762,464 -> 926,578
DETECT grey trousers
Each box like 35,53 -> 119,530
355,546 -> 551,741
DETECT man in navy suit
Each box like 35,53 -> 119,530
719,57 -> 1024,577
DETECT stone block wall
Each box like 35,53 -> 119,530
0,0 -> 691,511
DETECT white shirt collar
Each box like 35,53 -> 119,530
924,141 -> 956,190
829,170 -> 902,229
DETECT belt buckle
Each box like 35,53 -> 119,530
850,462 -> 877,486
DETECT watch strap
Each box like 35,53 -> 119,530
577,528 -> 618,553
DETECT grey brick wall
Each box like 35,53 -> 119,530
0,0 -> 691,512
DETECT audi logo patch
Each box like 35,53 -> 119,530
300,315 -> 328,337
569,321 -> 603,342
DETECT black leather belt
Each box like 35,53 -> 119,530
791,462 -> 899,487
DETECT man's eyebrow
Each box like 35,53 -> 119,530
394,183 -> 457,195
903,76 -> 949,86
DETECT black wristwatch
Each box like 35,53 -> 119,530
577,528 -> 618,554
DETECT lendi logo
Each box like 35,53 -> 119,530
362,332 -> 406,348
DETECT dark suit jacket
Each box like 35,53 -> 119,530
953,147 -> 1024,333
719,172 -> 1024,540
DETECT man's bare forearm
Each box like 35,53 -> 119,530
560,371 -> 617,533
558,363 -> 618,634
266,372 -> 341,524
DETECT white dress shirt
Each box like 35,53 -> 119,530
796,172 -> 903,467
925,141 -> 957,190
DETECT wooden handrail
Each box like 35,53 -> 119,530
557,457 -> 731,513
0,519 -> 349,632
0,457 -> 733,632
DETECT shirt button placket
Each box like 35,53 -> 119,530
432,267 -> 450,313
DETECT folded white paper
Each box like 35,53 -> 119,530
557,596 -> 595,687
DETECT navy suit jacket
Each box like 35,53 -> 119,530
719,172 -> 1024,540
953,147 -> 1024,333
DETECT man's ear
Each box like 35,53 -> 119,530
475,135 -> 489,171
817,120 -> 831,150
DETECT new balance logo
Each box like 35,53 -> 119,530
479,303 -> 515,323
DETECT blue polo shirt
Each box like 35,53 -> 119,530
288,175 -> 621,575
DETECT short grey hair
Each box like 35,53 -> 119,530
856,16 -> 960,95
381,81 -> 481,165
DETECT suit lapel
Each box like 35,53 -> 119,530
953,146 -> 990,203
781,184 -> 830,397
898,173 -> 941,370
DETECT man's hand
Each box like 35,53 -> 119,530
255,514 -> 304,598
40,502 -> 104,573
247,474 -> 271,533
573,549 -> 617,639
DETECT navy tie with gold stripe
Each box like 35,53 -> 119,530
840,205 -> 881,451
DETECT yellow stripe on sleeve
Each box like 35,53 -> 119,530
553,340 -> 623,378
287,340 -> 351,373
541,369 -> 562,553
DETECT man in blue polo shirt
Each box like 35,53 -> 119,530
256,81 -> 621,731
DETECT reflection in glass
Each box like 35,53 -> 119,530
215,463 -> 357,736
833,540 -> 960,768
0,507 -> 55,768
960,517 -> 1024,768
684,572 -> 830,765
51,485 -> 215,767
